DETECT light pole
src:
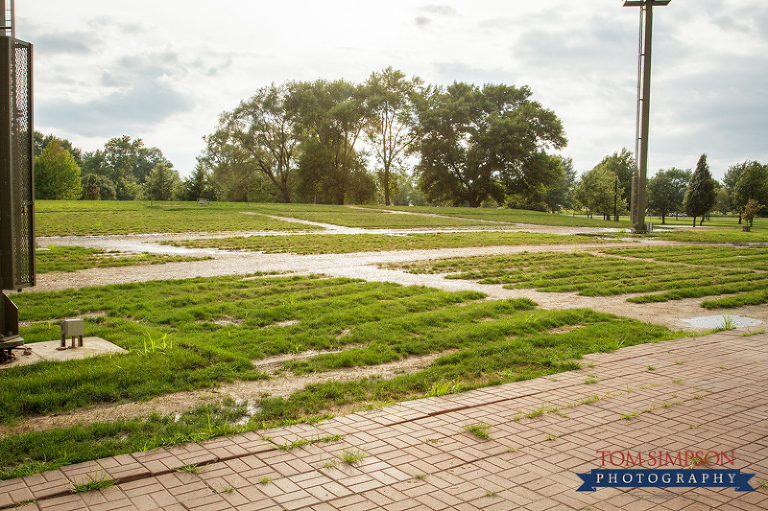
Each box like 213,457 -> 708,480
624,0 -> 670,233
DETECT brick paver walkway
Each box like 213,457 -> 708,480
3,329 -> 768,510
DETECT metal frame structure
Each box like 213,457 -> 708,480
623,0 -> 670,233
0,0 -> 34,356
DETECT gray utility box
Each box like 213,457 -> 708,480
61,319 -> 84,348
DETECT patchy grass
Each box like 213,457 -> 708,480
602,246 -> 768,271
0,274 -> 681,478
391,246 -> 768,306
36,246 -> 213,274
166,230 -> 607,255
35,201 -> 312,236
254,204 -> 483,229
645,229 -> 768,244
360,205 -> 633,229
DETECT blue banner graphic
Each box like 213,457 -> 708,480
576,469 -> 754,492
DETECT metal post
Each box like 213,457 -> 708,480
1,0 -> 34,356
624,1 -> 670,233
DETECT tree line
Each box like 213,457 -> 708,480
33,67 -> 767,224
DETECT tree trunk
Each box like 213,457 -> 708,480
692,216 -> 696,228
661,213 -> 665,225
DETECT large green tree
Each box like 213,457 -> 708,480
178,160 -> 219,202
293,79 -> 371,205
733,161 -> 768,218
573,166 -> 626,220
415,83 -> 566,207
202,128 -> 261,202
647,167 -> 691,224
363,68 -> 422,205
208,83 -> 299,203
543,157 -> 576,213
591,149 -> 635,204
683,154 -> 716,227
81,136 -> 172,200
34,138 -> 83,200
146,163 -> 180,201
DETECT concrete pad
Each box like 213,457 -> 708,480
0,337 -> 127,370
681,314 -> 763,330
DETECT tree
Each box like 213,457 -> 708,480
79,136 -> 173,199
293,79 -> 370,205
733,161 -> 768,218
742,198 -> 762,228
209,83 -> 299,203
415,83 -> 566,207
363,68 -> 422,205
543,156 -> 575,213
178,160 -> 219,201
146,163 -> 179,201
82,174 -> 101,200
34,138 -> 83,200
201,127 -> 261,202
646,167 -> 691,224
592,149 -> 635,204
683,154 -> 716,227
573,166 -> 626,220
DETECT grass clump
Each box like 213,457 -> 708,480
464,422 -> 491,440
338,448 -> 367,465
69,473 -> 115,494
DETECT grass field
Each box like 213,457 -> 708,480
362,205 -> 634,229
167,231 -> 615,254
35,201 -> 312,236
8,201 -> 767,480
392,246 -> 768,306
1,274 -> 679,479
36,246 -> 213,274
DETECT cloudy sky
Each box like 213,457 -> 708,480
15,0 -> 768,180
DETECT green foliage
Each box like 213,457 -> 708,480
733,161 -> 768,217
415,82 -> 566,207
363,67 -> 422,206
204,83 -> 298,203
683,154 -> 717,226
573,164 -> 626,220
293,79 -> 371,205
146,162 -> 180,201
34,138 -> 83,200
544,156 -> 576,213
591,149 -> 635,204
647,168 -> 691,224
178,161 -> 220,201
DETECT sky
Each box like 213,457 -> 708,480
14,0 -> 768,180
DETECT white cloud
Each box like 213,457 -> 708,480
17,0 -> 767,178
